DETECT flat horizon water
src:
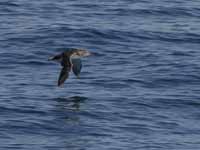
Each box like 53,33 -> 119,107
1,0 -> 200,149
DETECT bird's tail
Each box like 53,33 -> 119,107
48,54 -> 62,62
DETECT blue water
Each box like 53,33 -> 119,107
1,0 -> 200,149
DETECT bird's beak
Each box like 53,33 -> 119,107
88,51 -> 91,56
85,51 -> 91,56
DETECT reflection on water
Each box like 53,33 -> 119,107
52,96 -> 88,123
54,96 -> 88,111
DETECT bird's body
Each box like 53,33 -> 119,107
48,48 -> 91,87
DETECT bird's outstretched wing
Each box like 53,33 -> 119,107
72,59 -> 82,78
58,55 -> 72,86
58,66 -> 71,86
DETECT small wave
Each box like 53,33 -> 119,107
0,2 -> 19,7
170,51 -> 192,56
0,106 -> 47,115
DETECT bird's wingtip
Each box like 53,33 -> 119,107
57,82 -> 64,87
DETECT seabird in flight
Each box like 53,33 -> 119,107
48,48 -> 91,87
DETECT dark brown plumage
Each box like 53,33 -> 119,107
48,48 -> 91,87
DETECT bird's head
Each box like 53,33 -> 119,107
71,49 -> 91,58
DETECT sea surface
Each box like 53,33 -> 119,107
1,0 -> 200,149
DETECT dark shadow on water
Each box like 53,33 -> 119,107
54,96 -> 88,111
50,96 -> 88,123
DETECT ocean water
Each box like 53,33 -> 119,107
1,0 -> 200,149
